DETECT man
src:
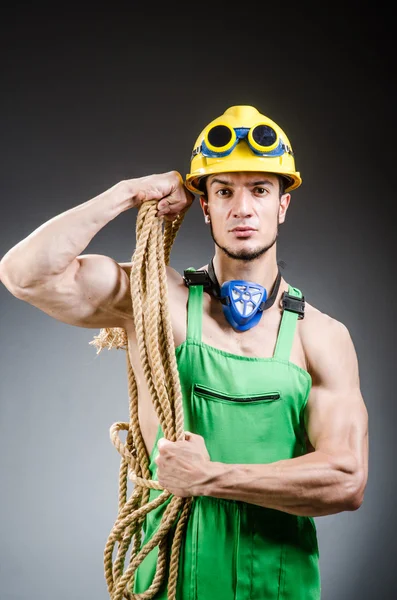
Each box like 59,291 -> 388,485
0,105 -> 368,599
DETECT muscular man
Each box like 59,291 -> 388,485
0,105 -> 368,599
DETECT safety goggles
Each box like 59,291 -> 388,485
192,124 -> 293,159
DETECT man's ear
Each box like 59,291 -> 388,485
199,195 -> 209,217
278,193 -> 291,224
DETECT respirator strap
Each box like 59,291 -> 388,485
207,258 -> 282,311
183,264 -> 305,320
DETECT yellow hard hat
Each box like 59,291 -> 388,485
185,105 -> 301,194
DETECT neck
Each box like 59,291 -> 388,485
212,246 -> 281,292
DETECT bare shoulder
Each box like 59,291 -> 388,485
300,299 -> 360,386
165,264 -> 185,288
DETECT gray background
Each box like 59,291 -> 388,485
1,6 -> 395,600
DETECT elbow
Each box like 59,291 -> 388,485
0,259 -> 26,298
0,255 -> 41,298
346,491 -> 364,511
344,469 -> 367,511
333,454 -> 366,512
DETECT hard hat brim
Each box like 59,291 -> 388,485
185,161 -> 302,194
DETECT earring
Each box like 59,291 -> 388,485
205,214 -> 211,224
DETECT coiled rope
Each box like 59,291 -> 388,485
89,199 -> 192,599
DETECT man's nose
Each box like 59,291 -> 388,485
232,190 -> 254,217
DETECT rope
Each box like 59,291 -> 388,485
89,200 -> 193,599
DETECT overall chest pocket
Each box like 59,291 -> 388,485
190,383 -> 283,464
193,384 -> 281,404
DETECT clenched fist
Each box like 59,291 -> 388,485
154,431 -> 212,497
132,170 -> 195,222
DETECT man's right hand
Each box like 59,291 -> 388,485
131,170 -> 195,222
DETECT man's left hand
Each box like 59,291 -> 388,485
154,431 -> 211,497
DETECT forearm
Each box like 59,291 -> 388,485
0,181 -> 138,290
200,450 -> 359,517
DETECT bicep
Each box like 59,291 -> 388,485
19,254 -> 133,329
304,318 -> 369,484
305,385 -> 368,477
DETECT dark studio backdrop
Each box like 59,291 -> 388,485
0,5 -> 395,600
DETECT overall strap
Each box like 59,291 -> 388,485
273,285 -> 304,362
185,267 -> 203,343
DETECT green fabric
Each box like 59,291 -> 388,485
133,272 -> 321,599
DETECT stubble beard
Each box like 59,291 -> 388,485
209,220 -> 279,262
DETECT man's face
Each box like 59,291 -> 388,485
199,171 -> 290,262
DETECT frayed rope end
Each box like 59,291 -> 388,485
88,327 -> 128,354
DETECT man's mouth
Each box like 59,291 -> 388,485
231,227 -> 256,232
231,226 -> 257,237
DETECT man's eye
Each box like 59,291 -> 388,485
217,188 -> 231,196
255,187 -> 267,194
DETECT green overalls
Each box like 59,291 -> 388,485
133,277 -> 321,599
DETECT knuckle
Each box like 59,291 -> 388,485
169,170 -> 182,183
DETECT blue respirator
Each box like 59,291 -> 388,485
219,280 -> 268,331
183,259 -> 282,331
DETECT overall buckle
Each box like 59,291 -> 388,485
282,292 -> 305,319
183,269 -> 212,288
